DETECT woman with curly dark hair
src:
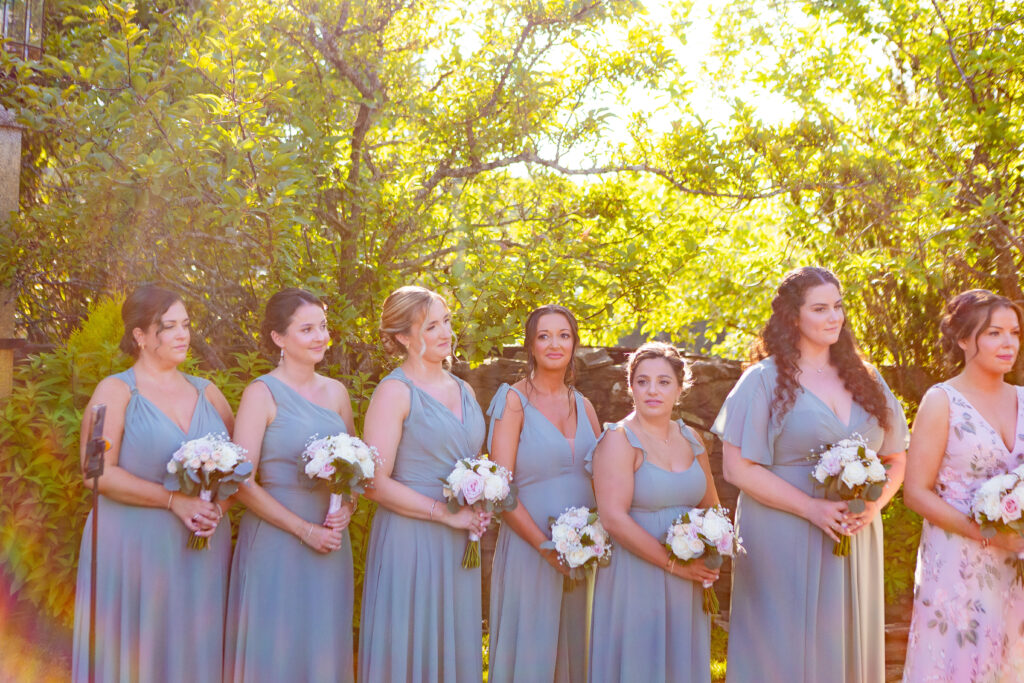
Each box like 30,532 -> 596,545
712,266 -> 909,683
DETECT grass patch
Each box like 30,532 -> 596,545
711,623 -> 728,682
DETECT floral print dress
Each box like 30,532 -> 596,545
903,383 -> 1024,683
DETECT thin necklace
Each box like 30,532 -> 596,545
634,422 -> 671,445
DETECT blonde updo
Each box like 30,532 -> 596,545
380,286 -> 448,356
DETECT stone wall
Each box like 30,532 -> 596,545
453,348 -> 744,623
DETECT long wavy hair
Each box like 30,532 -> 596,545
752,266 -> 890,430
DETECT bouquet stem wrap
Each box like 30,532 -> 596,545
463,531 -> 482,569
188,489 -> 214,551
584,564 -> 597,682
328,492 -> 344,518
701,580 -> 719,615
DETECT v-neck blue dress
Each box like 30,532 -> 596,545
223,374 -> 353,683
712,357 -> 909,683
585,421 -> 712,683
487,384 -> 598,683
358,367 -> 487,683
72,368 -> 231,683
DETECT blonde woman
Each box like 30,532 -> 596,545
358,286 -> 490,682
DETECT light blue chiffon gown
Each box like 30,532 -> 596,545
712,357 -> 909,683
586,421 -> 712,683
223,374 -> 354,683
358,367 -> 487,683
487,384 -> 598,683
72,368 -> 231,683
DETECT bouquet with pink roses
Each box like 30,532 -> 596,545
300,432 -> 379,522
440,457 -> 518,568
664,506 -> 743,614
971,465 -> 1024,585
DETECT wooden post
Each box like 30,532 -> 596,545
0,106 -> 23,400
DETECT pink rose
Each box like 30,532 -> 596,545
320,463 -> 336,478
716,533 -> 733,554
1001,494 -> 1022,523
461,472 -> 485,505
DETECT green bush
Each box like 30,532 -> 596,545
0,296 -> 129,625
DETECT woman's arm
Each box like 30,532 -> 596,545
230,380 -> 342,553
903,387 -> 1024,552
723,444 -> 848,543
689,428 -> 721,508
362,379 -> 484,536
490,387 -> 568,575
78,377 -> 219,534
593,428 -> 718,584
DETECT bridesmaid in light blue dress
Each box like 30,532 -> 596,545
713,267 -> 908,683
487,306 -> 602,683
359,286 -> 490,683
225,289 -> 357,683
587,342 -> 720,683
72,286 -> 235,683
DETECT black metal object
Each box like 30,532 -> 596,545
83,403 -> 106,683
1,0 -> 45,61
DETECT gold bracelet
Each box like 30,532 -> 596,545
303,523 -> 314,545
429,500 -> 438,520
666,556 -> 676,574
166,492 -> 174,510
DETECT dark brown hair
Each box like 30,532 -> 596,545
260,288 -> 326,356
119,285 -> 183,357
524,305 -> 581,390
753,266 -> 890,429
939,289 -> 1023,370
626,342 -> 689,391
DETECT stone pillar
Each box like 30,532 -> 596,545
0,106 -> 23,399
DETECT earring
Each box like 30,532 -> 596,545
279,348 -> 284,362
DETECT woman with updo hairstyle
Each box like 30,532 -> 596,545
224,288 -> 357,682
358,285 -> 490,682
712,266 -> 908,682
72,285 -> 235,682
903,289 -> 1024,680
588,341 -> 720,682
487,305 -> 602,683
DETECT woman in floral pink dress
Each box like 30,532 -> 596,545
904,289 -> 1024,681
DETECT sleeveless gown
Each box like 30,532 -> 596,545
358,367 -> 487,683
712,357 -> 909,683
223,374 -> 354,683
72,368 -> 231,683
903,383 -> 1024,682
487,384 -> 598,683
586,420 -> 712,683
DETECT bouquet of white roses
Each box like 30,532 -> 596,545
164,433 -> 252,550
810,434 -> 887,556
540,506 -> 612,585
664,506 -> 743,614
441,457 -> 518,568
971,466 -> 1024,586
300,432 -> 379,520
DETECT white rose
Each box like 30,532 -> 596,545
813,464 -> 829,484
982,492 -> 1003,521
447,467 -> 468,492
555,539 -> 572,555
589,520 -> 608,544
551,524 -> 571,543
187,457 -> 201,470
700,514 -> 727,543
840,461 -> 868,488
358,458 -> 374,479
686,535 -> 705,556
671,535 -> 698,560
166,460 -> 178,474
865,460 -> 886,483
483,475 -> 505,501
566,548 -> 589,568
